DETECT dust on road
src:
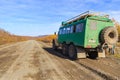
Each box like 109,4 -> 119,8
0,40 -> 119,80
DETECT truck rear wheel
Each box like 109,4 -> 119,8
68,44 -> 77,60
88,51 -> 98,59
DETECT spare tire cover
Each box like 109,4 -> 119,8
100,27 -> 118,45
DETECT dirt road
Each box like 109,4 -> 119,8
0,40 -> 119,80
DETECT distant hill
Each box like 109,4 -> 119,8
0,28 -> 57,44
37,35 -> 49,37
37,35 -> 57,43
0,28 -> 34,45
0,28 -> 11,37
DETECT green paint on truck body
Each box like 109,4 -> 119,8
58,15 -> 114,48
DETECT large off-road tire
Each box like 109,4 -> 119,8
100,27 -> 118,45
62,43 -> 68,55
68,44 -> 77,60
52,39 -> 57,50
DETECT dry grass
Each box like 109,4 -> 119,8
37,35 -> 57,43
115,22 -> 120,35
0,28 -> 56,44
0,28 -> 33,45
114,54 -> 120,58
115,22 -> 120,42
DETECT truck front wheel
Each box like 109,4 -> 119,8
62,44 -> 68,55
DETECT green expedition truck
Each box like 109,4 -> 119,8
52,11 -> 118,60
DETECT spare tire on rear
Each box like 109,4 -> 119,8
100,27 -> 118,45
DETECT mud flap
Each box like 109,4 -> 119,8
77,48 -> 86,58
98,50 -> 106,58
77,53 -> 86,58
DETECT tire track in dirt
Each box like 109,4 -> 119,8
35,42 -> 68,80
41,42 -> 119,80
75,57 -> 120,79
39,42 -> 105,80
75,60 -> 117,80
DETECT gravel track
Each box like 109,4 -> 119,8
0,40 -> 119,80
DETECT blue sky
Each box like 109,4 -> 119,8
0,0 -> 120,36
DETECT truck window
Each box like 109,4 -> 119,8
73,25 -> 76,33
70,26 -> 73,33
63,28 -> 66,34
67,27 -> 70,34
60,29 -> 63,34
76,23 -> 84,32
59,29 -> 61,34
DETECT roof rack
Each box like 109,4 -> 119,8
62,11 -> 109,26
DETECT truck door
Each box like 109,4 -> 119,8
87,20 -> 99,48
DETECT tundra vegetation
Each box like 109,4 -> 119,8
0,28 -> 34,45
